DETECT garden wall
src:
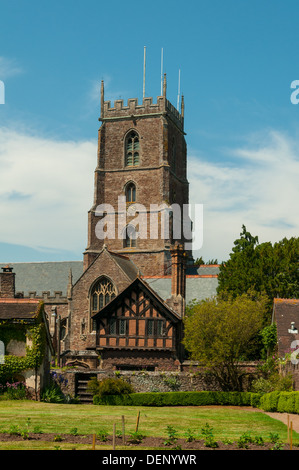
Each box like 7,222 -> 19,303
51,362 -> 258,400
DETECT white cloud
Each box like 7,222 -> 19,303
0,125 -> 298,264
188,130 -> 299,262
0,57 -> 23,79
0,127 -> 96,253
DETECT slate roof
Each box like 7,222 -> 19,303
0,261 -> 84,297
108,252 -> 139,281
0,261 -> 219,302
145,265 -> 220,305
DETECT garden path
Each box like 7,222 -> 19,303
264,411 -> 299,433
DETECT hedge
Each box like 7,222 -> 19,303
93,391 -> 263,407
260,391 -> 299,414
93,390 -> 299,413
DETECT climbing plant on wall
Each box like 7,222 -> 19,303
0,303 -> 46,384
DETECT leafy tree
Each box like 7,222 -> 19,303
217,226 -> 299,319
183,293 -> 268,391
194,257 -> 218,266
259,323 -> 277,359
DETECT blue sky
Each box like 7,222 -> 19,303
0,0 -> 298,263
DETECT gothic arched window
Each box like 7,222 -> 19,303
91,277 -> 117,315
123,224 -> 137,248
125,182 -> 136,203
125,131 -> 140,166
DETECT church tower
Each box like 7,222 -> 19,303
83,75 -> 190,276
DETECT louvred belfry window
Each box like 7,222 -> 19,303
125,131 -> 140,166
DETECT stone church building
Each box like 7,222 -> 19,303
0,77 -> 219,375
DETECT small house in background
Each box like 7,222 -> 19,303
272,298 -> 299,359
0,265 -> 54,399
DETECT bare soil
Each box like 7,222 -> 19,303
0,432 -> 297,450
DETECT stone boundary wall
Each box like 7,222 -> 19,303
51,362 -> 259,398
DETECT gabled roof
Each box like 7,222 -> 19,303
0,298 -> 41,321
108,251 -> 139,281
273,298 -> 299,321
72,247 -> 139,290
92,276 -> 181,323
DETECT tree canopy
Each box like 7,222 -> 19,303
217,225 -> 299,318
183,293 -> 268,391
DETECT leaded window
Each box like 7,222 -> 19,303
119,319 -> 126,335
147,319 -> 154,336
109,318 -> 117,335
157,320 -> 164,336
91,277 -> 117,315
147,319 -> 164,336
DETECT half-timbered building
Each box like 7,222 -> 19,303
92,276 -> 183,370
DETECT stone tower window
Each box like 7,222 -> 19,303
91,277 -> 117,315
125,182 -> 136,203
125,131 -> 140,166
123,224 -> 137,248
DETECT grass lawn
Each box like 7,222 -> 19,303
0,399 -> 297,449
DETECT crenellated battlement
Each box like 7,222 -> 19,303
99,77 -> 184,131
17,291 -> 68,303
103,96 -> 165,116
102,97 -> 183,129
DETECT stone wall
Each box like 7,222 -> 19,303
51,368 -> 219,398
51,362 -> 259,399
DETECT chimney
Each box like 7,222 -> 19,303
166,243 -> 186,316
0,265 -> 15,298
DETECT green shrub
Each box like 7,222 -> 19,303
69,427 -> 78,436
41,384 -> 64,403
277,392 -> 296,414
259,391 -> 281,411
200,423 -> 218,448
8,424 -> 21,436
93,390 -> 262,407
129,432 -> 145,444
251,372 -> 293,393
0,382 -> 27,400
259,391 -> 299,414
185,428 -> 196,442
86,377 -> 99,396
97,428 -> 109,441
237,432 -> 253,449
91,377 -> 134,399
254,435 -> 265,446
250,392 -> 263,408
164,425 -> 178,446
